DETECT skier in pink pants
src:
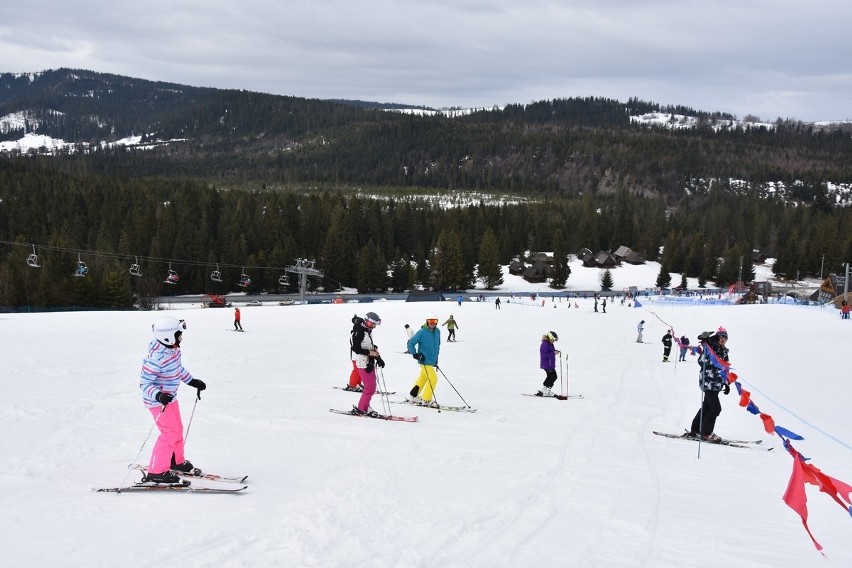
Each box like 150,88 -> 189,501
140,317 -> 206,484
349,312 -> 384,416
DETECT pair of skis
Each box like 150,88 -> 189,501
392,399 -> 477,413
328,408 -> 418,422
522,393 -> 584,400
652,431 -> 772,450
333,386 -> 396,395
93,465 -> 249,493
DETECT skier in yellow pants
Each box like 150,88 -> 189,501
406,314 -> 441,407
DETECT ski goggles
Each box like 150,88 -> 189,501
426,319 -> 438,325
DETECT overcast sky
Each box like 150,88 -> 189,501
2,0 -> 850,122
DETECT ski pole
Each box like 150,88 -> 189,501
696,347 -> 708,459
560,352 -> 565,397
420,361 -> 441,411
435,365 -> 471,408
697,390 -> 705,459
377,366 -> 392,416
183,397 -> 199,449
118,406 -> 164,491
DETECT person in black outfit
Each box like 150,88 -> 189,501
661,330 -> 673,362
689,327 -> 730,441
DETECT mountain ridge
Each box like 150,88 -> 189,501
1,68 -> 851,202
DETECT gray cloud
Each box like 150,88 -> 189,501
1,0 -> 850,120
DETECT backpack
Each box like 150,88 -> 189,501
350,315 -> 365,356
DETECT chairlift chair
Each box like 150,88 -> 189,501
129,256 -> 142,277
74,254 -> 88,277
211,264 -> 222,283
164,263 -> 179,284
278,274 -> 289,286
239,268 -> 251,288
26,245 -> 41,268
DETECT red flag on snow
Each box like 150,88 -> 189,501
783,444 -> 852,551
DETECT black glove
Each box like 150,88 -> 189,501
723,383 -> 730,395
413,353 -> 425,362
188,379 -> 206,391
376,357 -> 385,368
155,391 -> 174,406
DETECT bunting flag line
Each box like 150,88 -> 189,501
658,319 -> 852,553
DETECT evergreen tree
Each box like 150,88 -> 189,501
700,254 -> 716,287
655,264 -> 672,288
356,239 -> 387,293
71,273 -> 98,307
476,228 -> 503,289
549,228 -> 571,289
600,269 -> 614,291
321,205 -> 356,286
388,256 -> 416,292
103,268 -> 134,308
430,230 -> 466,290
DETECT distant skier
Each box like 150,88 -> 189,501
233,307 -> 243,331
403,324 -> 415,353
140,317 -> 206,484
536,331 -> 561,397
495,297 -> 501,310
662,330 -> 673,362
442,315 -> 459,342
678,335 -> 690,361
602,298 -> 607,313
636,320 -> 645,343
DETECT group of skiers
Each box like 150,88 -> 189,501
344,312 -> 446,413
134,308 -> 732,487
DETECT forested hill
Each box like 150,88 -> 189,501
2,68 -> 851,200
2,69 -> 852,309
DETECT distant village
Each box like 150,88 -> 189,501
511,246 -> 646,284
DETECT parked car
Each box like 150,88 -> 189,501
246,300 -> 262,306
278,299 -> 295,306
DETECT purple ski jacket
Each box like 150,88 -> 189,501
540,339 -> 556,370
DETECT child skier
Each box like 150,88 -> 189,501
536,331 -> 561,396
140,317 -> 206,484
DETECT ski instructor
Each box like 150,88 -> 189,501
140,317 -> 207,484
406,313 -> 441,406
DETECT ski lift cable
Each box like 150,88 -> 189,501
1,240 -> 298,272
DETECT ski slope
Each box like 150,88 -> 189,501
2,265 -> 851,567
